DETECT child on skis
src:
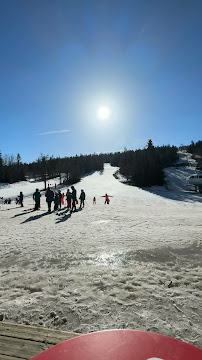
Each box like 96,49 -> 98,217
101,194 -> 113,204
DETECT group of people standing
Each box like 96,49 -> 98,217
33,185 -> 86,213
15,189 -> 111,212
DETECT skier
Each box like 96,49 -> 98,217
58,190 -> 62,209
71,185 -> 77,212
66,189 -> 72,209
54,192 -> 59,211
93,197 -> 96,204
45,185 -> 54,212
61,193 -> 65,205
101,193 -> 113,204
79,189 -> 85,208
19,191 -> 24,207
33,188 -> 41,210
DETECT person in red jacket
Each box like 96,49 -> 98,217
61,193 -> 65,205
101,194 -> 113,204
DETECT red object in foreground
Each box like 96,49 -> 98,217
30,329 -> 202,360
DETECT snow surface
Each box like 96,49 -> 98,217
0,159 -> 202,348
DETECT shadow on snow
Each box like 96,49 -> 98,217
21,212 -> 50,223
55,213 -> 72,223
144,187 -> 202,203
55,207 -> 83,223
12,209 -> 35,218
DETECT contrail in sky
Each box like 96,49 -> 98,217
39,130 -> 70,135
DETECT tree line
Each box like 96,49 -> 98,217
102,140 -> 178,186
24,153 -> 104,189
0,140 -> 178,187
0,152 -> 25,183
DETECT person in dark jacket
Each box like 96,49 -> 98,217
33,188 -> 41,210
66,189 -> 72,209
19,192 -> 24,207
54,192 -> 59,211
79,189 -> 85,208
45,186 -> 54,212
71,185 -> 77,212
58,190 -> 62,209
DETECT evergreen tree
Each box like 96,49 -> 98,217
147,139 -> 154,149
17,153 -> 21,165
37,154 -> 49,189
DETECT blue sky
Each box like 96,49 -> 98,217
0,0 -> 202,162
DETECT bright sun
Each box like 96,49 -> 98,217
97,106 -> 110,120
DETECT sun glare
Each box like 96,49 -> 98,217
97,106 -> 110,120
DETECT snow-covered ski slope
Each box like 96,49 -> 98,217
145,150 -> 202,202
165,150 -> 197,192
1,161 -> 202,348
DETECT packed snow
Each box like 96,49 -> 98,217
0,155 -> 202,348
